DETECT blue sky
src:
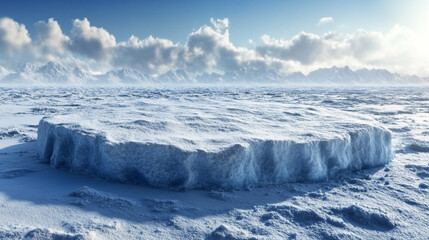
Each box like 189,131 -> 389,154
0,0 -> 428,76
0,0 -> 423,46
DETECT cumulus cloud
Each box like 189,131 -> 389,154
69,18 -> 116,60
346,25 -> 425,74
0,17 -> 31,54
255,25 -> 427,75
256,32 -> 349,65
0,16 -> 427,76
258,33 -> 323,64
184,18 -> 234,71
317,17 -> 334,26
34,18 -> 70,58
113,35 -> 183,74
110,17 -> 263,75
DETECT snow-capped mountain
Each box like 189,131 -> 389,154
354,68 -> 403,84
0,62 -> 91,85
0,63 -> 428,86
72,67 -> 95,82
191,67 -> 283,83
0,65 -> 10,79
156,69 -> 196,83
196,72 -> 223,83
97,68 -> 151,85
286,66 -> 429,85
37,62 -> 82,84
285,72 -> 307,83
38,62 -> 69,80
356,68 -> 426,85
221,67 -> 283,83
1,63 -> 39,84
307,66 -> 360,84
19,63 -> 38,73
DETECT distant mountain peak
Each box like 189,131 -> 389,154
157,69 -> 196,83
72,67 -> 93,80
0,65 -> 10,79
19,63 -> 37,72
38,61 -> 67,73
45,61 -> 63,68
97,68 -> 151,84
0,63 -> 427,86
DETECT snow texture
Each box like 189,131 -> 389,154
37,96 -> 393,189
69,186 -> 135,208
0,227 -> 86,240
1,87 -> 428,239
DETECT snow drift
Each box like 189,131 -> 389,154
37,100 -> 393,189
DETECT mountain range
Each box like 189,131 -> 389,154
0,62 -> 427,86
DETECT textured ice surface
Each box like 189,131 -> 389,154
1,87 -> 429,239
37,94 -> 393,189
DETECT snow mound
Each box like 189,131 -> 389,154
0,128 -> 34,142
332,205 -> 395,231
69,186 -> 135,208
0,129 -> 20,139
208,224 -> 257,240
24,228 -> 86,240
404,141 -> 429,153
37,100 -> 393,189
0,227 -> 86,240
208,190 -> 237,201
144,198 -> 199,213
404,164 -> 429,179
266,204 -> 325,226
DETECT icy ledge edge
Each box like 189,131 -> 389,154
37,118 -> 393,190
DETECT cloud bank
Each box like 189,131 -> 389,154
0,17 -> 427,76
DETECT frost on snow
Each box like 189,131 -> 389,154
37,98 -> 393,189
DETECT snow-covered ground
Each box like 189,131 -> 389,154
0,87 -> 428,239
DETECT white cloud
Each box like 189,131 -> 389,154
184,18 -> 234,71
69,18 -> 116,60
34,18 -> 70,58
210,17 -> 229,32
183,18 -> 277,73
0,17 -> 428,77
255,25 -> 428,75
113,35 -> 183,74
317,17 -> 334,26
346,25 -> 426,75
0,17 -> 31,54
256,32 -> 348,65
